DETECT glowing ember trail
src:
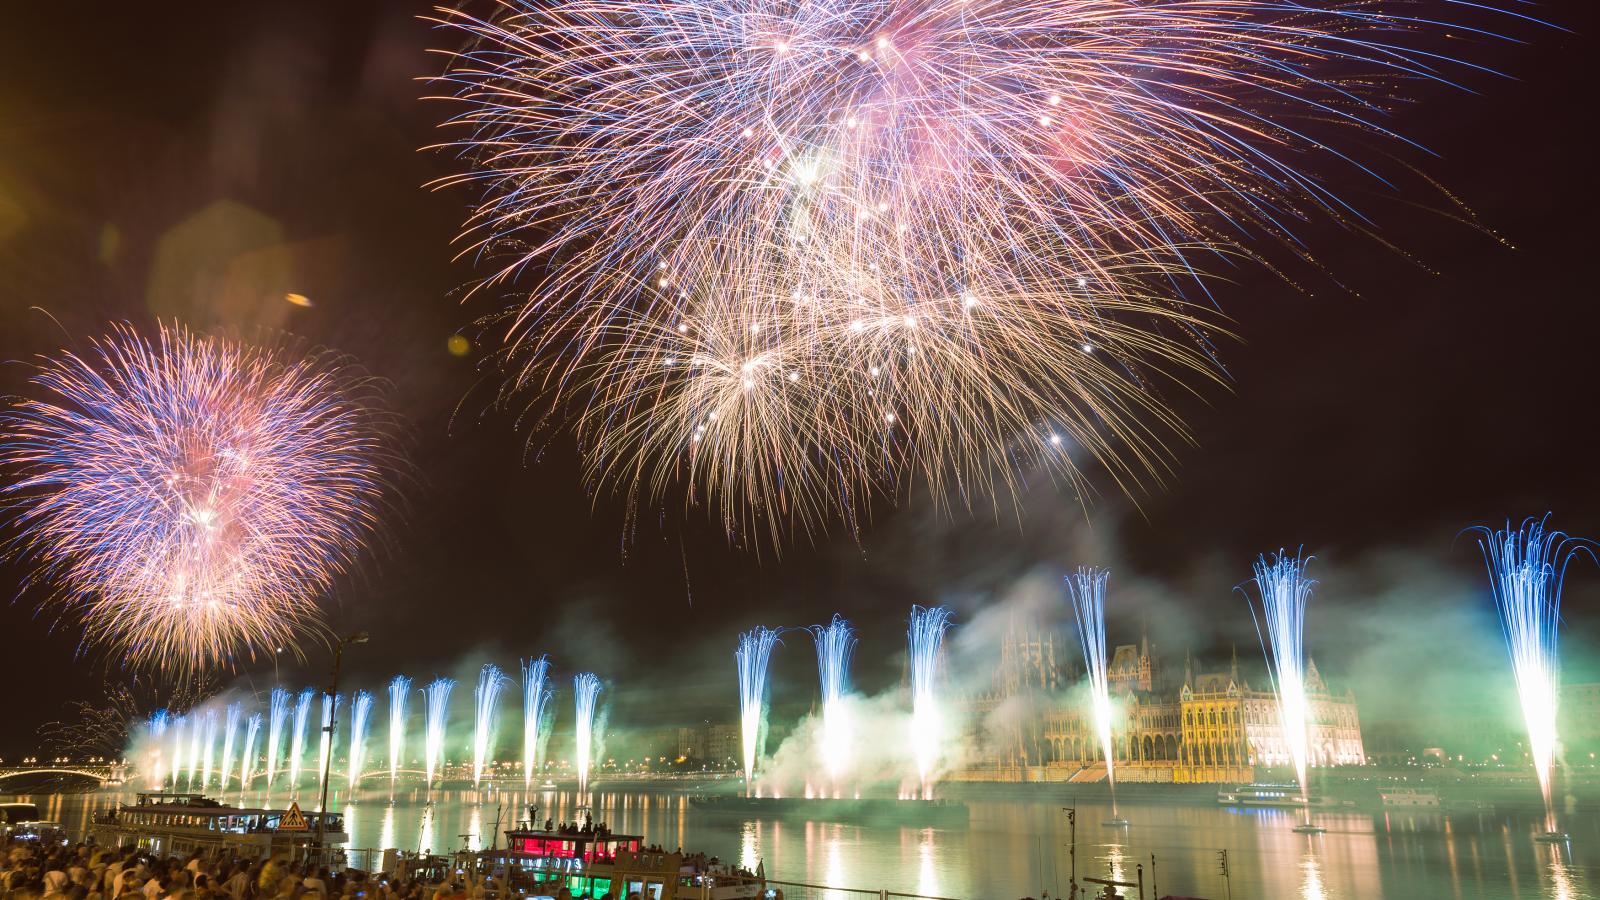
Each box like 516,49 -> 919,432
573,673 -> 603,799
735,627 -> 780,792
1472,517 -> 1593,833
908,606 -> 953,796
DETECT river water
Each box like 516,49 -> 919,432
8,786 -> 1596,899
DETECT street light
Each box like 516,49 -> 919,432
316,631 -> 369,857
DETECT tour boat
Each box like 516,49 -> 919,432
1217,784 -> 1305,807
471,821 -> 769,900
1379,787 -> 1442,809
90,792 -> 347,863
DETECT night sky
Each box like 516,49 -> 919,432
0,2 -> 1595,757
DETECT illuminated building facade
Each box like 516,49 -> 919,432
959,628 -> 1366,784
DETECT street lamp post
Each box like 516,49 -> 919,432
315,631 -> 369,859
1063,806 -> 1077,898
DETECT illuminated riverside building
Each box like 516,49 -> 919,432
958,626 -> 1366,784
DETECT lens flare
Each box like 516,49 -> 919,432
1471,517 -> 1593,831
736,627 -> 781,789
0,322 -> 396,670
1243,551 -> 1315,817
428,0 -> 1521,541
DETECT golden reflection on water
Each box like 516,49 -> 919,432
417,805 -> 435,855
379,803 -> 396,854
1299,847 -> 1326,900
11,789 -> 1600,899
916,829 -> 939,900
1547,843 -> 1585,900
740,820 -> 760,872
825,827 -> 847,900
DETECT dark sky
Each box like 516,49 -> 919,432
0,2 -> 1595,757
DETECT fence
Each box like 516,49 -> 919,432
765,880 -> 964,900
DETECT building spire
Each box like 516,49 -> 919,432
1229,643 -> 1240,686
1183,646 -> 1194,690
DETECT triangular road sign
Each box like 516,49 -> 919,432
278,802 -> 309,831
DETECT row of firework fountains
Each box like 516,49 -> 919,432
123,516 -> 1582,830
735,518 -> 1586,833
131,658 -> 607,799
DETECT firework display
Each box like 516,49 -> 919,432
521,656 -> 552,788
1472,517 -> 1592,833
1244,552 -> 1316,820
573,673 -> 604,798
810,615 -> 857,788
472,664 -> 510,787
426,0 -> 1510,538
736,627 -> 781,788
266,688 -> 290,789
907,605 -> 952,793
348,690 -> 374,790
288,689 -> 315,790
0,323 -> 394,669
423,677 -> 456,787
1066,568 -> 1116,789
388,675 -> 411,788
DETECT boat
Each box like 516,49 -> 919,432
1379,788 -> 1441,809
467,820 -> 768,900
1535,831 -> 1571,844
90,792 -> 347,864
1216,784 -> 1307,808
689,795 -> 970,827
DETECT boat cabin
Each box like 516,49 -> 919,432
494,825 -> 766,900
92,793 -> 347,862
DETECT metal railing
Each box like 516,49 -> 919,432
764,880 -> 964,900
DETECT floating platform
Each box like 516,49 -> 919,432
1104,817 -> 1130,828
1535,831 -> 1570,844
1292,823 -> 1327,834
690,795 -> 969,827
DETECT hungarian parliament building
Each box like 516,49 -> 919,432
955,623 -> 1366,783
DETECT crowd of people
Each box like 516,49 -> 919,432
0,838 -> 447,900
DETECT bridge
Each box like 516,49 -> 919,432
0,763 -> 128,786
